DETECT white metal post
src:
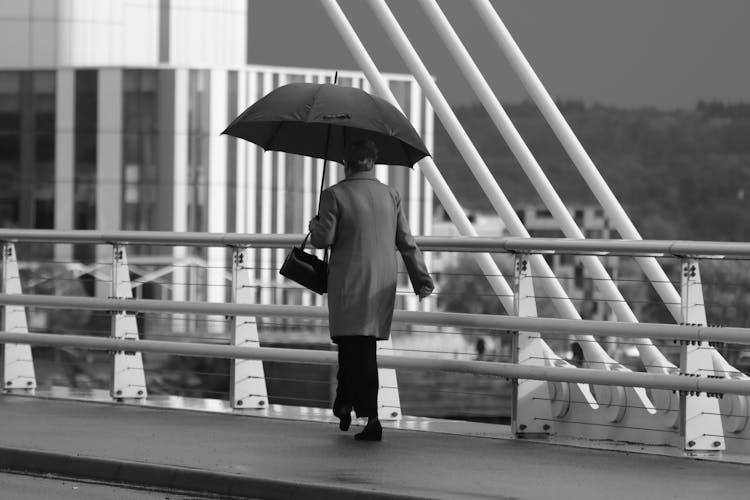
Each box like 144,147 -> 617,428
1,243 -> 36,393
376,338 -> 402,421
680,259 -> 724,452
230,247 -> 268,409
512,254 -> 554,435
110,245 -> 147,400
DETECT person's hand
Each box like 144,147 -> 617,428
417,285 -> 433,302
307,215 -> 319,232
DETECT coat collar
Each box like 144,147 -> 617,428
344,169 -> 378,181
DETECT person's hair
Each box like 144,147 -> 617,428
344,139 -> 378,172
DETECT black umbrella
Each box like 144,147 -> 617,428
223,80 -> 430,294
221,82 -> 430,168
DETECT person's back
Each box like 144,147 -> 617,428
314,171 -> 406,338
326,176 -> 398,258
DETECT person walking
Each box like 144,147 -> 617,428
309,139 -> 433,442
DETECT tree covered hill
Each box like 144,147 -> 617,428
433,101 -> 750,241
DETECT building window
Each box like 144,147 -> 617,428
123,70 -> 159,233
31,72 -> 55,231
574,262 -> 584,289
535,209 -> 552,218
574,209 -> 584,225
74,70 -> 98,262
0,71 -> 55,232
0,71 -> 21,229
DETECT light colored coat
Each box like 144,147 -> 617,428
309,170 -> 433,341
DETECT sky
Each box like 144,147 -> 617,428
247,0 -> 750,109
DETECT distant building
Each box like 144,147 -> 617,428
0,0 -> 434,311
432,205 -> 618,321
431,207 -> 509,271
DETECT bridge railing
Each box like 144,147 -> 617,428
2,229 -> 750,457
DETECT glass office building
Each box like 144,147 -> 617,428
0,1 -> 434,310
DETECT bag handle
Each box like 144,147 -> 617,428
300,232 -> 329,264
300,232 -> 312,250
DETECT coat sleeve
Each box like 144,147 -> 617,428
309,189 -> 338,249
394,191 -> 434,294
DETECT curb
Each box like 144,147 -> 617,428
0,447 -> 434,500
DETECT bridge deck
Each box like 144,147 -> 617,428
0,395 -> 747,500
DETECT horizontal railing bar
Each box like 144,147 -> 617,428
1,331 -> 748,395
0,229 -> 304,248
2,293 -> 749,345
2,229 -> 750,257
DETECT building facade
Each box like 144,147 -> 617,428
0,0 -> 434,310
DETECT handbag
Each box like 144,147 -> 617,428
279,232 -> 329,294
280,134 -> 333,295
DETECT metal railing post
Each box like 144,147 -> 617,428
230,247 -> 268,409
679,258 -> 724,452
512,253 -> 555,435
377,337 -> 402,421
1,242 -> 36,393
110,245 -> 147,400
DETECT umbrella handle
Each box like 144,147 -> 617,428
316,122 -> 333,215
316,157 -> 328,215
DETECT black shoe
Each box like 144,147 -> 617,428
338,411 -> 352,432
333,405 -> 352,431
354,419 -> 382,441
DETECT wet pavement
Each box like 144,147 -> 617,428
0,395 -> 747,499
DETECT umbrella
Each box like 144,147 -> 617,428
221,82 -> 430,168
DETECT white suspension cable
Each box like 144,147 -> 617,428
365,0 -> 632,379
471,0 -> 680,318
471,0 -> 740,377
417,0 -> 674,373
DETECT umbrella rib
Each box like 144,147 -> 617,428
264,121 -> 286,150
305,84 -> 326,123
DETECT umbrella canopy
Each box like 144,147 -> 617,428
221,82 -> 430,167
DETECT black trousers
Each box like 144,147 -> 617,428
333,336 -> 378,418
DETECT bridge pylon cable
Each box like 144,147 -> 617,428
416,0 -> 674,374
471,0 -> 741,379
364,0 -> 656,411
320,0 -> 597,408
